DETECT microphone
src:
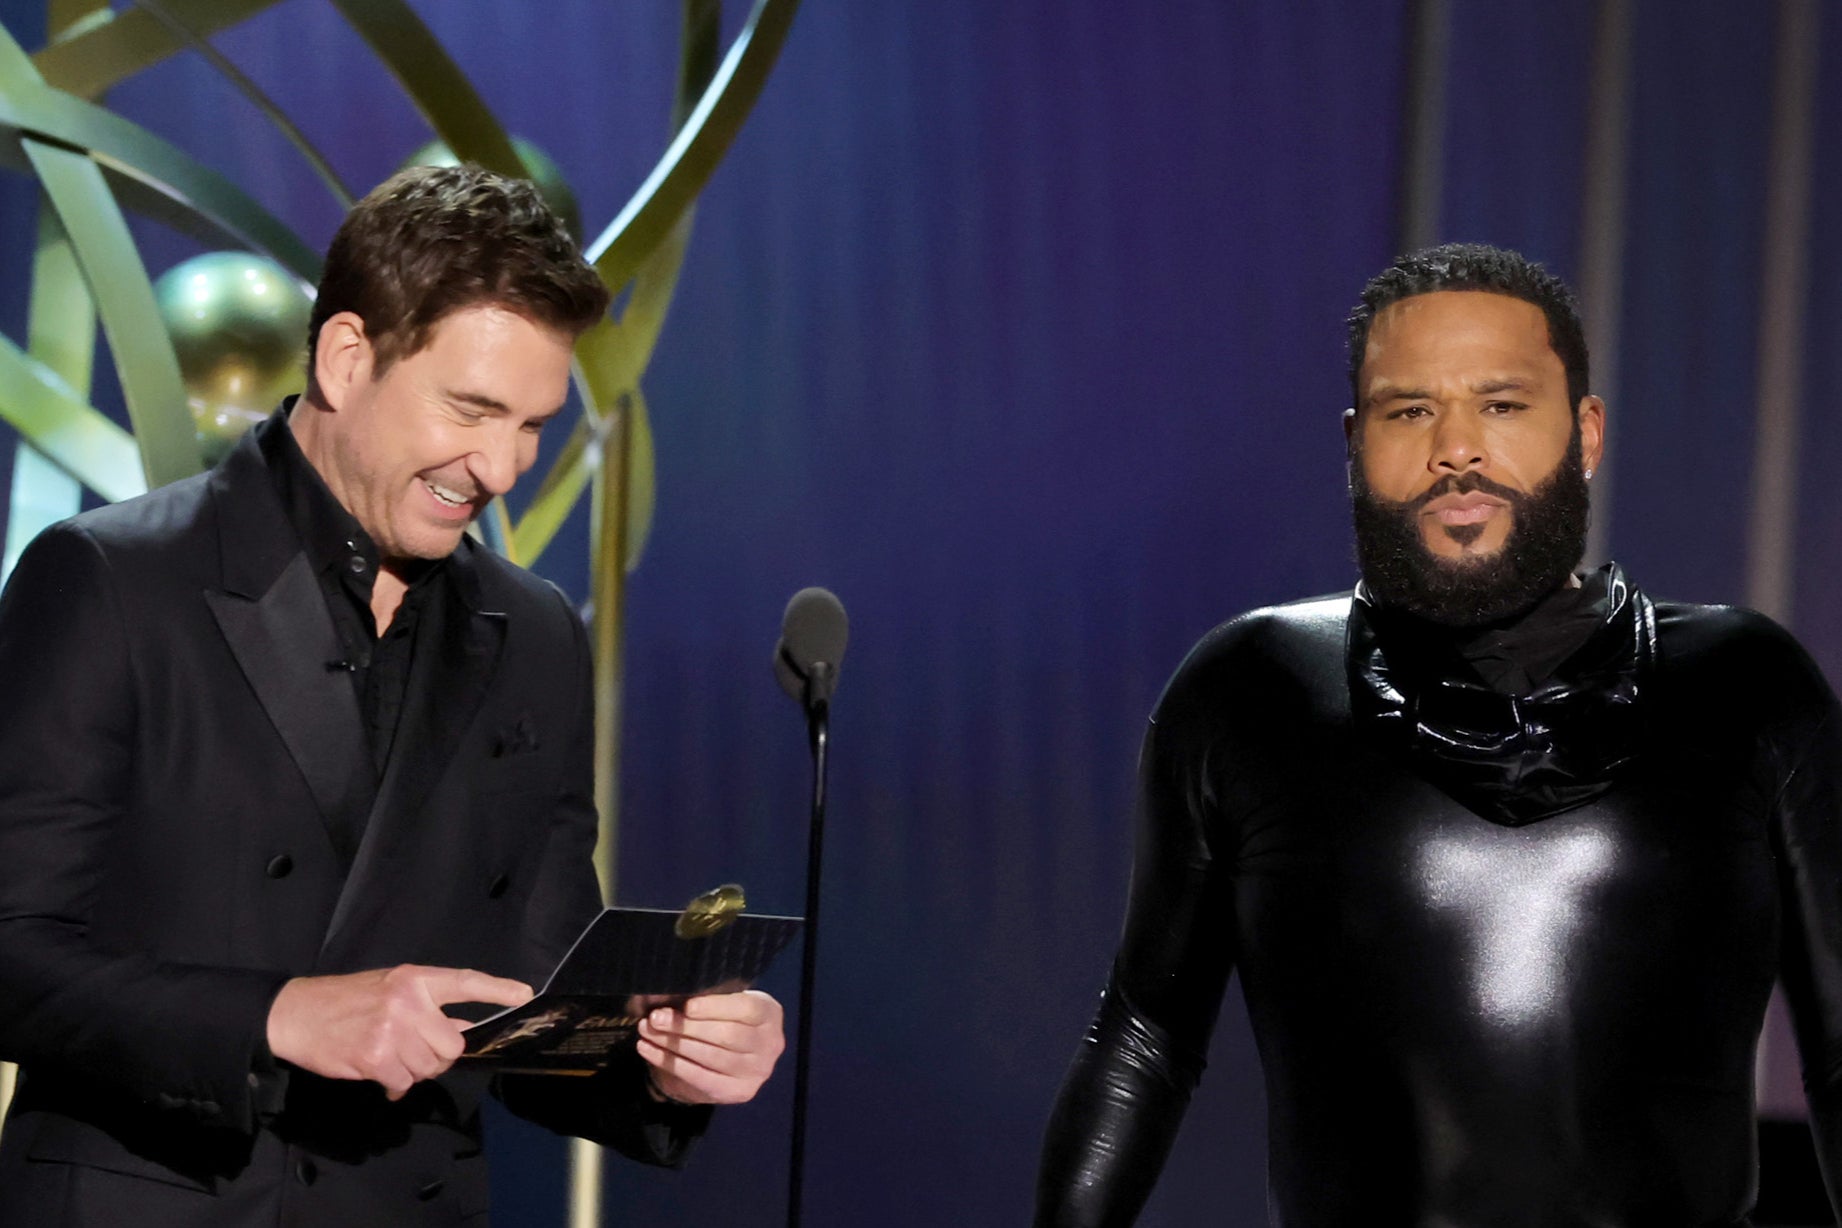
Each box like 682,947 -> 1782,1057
774,587 -> 849,709
775,586 -> 847,1228
324,650 -> 370,673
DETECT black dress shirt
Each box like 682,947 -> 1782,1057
260,406 -> 447,848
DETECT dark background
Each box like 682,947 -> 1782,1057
2,2 -> 1840,1224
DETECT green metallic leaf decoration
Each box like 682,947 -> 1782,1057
0,332 -> 143,502
33,0 -> 274,100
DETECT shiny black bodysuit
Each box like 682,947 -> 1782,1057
1036,566 -> 1842,1227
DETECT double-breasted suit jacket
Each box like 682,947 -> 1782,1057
0,415 -> 685,1226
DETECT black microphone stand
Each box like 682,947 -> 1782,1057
786,666 -> 832,1228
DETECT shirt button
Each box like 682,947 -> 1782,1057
265,854 -> 293,879
295,1158 -> 318,1186
487,874 -> 510,899
347,555 -> 367,574
417,1178 -> 445,1201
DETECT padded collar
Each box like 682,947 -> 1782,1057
1347,564 -> 1656,825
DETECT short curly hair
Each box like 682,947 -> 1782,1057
306,164 -> 610,391
1347,243 -> 1590,413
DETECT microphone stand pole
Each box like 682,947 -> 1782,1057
786,680 -> 830,1228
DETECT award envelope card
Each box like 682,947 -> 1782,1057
459,897 -> 800,1073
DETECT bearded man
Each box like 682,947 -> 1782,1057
1034,243 -> 1842,1226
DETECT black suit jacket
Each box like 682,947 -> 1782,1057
0,416 -> 697,1226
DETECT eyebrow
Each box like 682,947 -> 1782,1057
445,390 -> 513,414
1366,377 -> 1534,406
1369,385 -> 1432,405
444,389 -> 564,421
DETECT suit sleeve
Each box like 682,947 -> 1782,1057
0,523 -> 287,1133
492,583 -> 710,1165
1035,687 -> 1239,1226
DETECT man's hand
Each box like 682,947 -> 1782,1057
266,965 -> 533,1100
636,989 -> 785,1105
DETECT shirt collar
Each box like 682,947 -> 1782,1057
261,397 -> 442,593
262,396 -> 375,581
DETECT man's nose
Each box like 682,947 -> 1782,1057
1431,410 -> 1486,473
469,428 -> 523,497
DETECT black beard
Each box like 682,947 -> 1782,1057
1350,428 -> 1591,629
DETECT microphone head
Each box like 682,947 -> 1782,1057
776,587 -> 848,704
782,587 -> 848,670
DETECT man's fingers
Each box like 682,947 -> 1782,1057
641,1011 -> 742,1045
637,989 -> 783,1107
268,967 -> 487,1096
638,1006 -> 783,1102
368,1046 -> 421,1100
673,989 -> 780,1025
637,1038 -> 746,1105
412,1013 -> 468,1067
638,1034 -> 777,1106
381,1068 -> 414,1100
377,1015 -> 467,1095
637,1037 -> 702,1085
416,967 -> 534,1009
645,992 -> 785,1056
636,1023 -> 756,1072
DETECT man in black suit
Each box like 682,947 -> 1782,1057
0,165 -> 784,1226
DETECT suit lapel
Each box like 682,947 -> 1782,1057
205,560 -> 370,852
205,421 -> 371,858
321,545 -> 506,954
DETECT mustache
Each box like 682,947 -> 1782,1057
1406,470 -> 1527,511
1348,426 -> 1591,628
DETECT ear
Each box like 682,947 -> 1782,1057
1577,395 -> 1605,474
311,312 -> 374,411
1342,406 -> 1359,489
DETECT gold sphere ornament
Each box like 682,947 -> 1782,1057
403,137 -> 583,241
154,252 -> 312,467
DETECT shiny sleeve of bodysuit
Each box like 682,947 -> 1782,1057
1755,614 -> 1842,1214
1035,646 -> 1240,1227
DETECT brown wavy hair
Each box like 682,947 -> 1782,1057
306,164 -> 609,394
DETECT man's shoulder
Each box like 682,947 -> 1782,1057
459,538 -> 578,625
1157,591 -> 1351,715
1182,592 -> 1351,671
58,471 -> 216,553
1654,598 -> 1810,668
6,473 -> 219,599
1651,597 -> 1834,713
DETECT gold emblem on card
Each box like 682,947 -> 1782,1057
675,883 -> 746,939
